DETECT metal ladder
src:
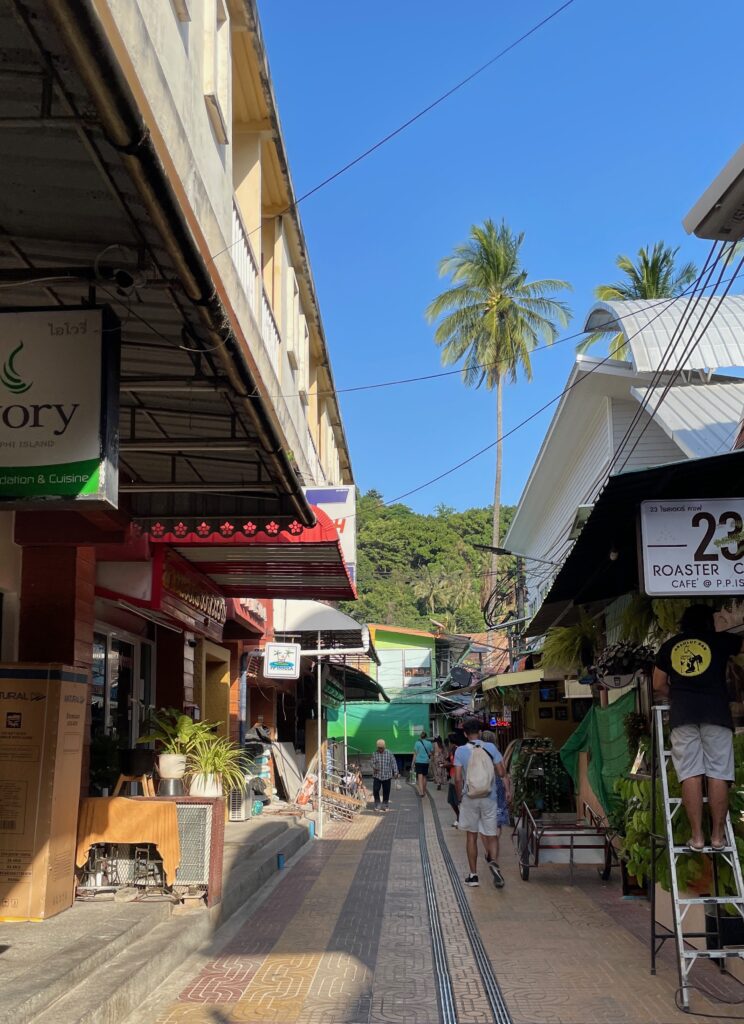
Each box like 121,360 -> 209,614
651,704 -> 744,1011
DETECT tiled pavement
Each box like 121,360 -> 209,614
144,786 -> 744,1024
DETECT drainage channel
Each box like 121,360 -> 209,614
426,793 -> 514,1024
418,797 -> 457,1024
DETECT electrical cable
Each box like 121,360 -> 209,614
674,984 -> 744,1017
207,0 -> 578,266
616,247 -> 744,474
606,240 -> 722,476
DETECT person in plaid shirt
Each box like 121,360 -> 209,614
371,739 -> 399,812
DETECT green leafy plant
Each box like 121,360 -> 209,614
624,712 -> 650,756
541,611 -> 601,672
510,738 -> 566,813
186,734 -> 250,794
137,707 -> 214,754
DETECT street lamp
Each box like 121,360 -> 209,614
473,543 -> 559,567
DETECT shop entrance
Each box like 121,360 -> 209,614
91,627 -> 155,749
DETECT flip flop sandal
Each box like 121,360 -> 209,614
711,841 -> 727,851
686,840 -> 706,853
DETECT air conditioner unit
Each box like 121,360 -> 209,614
228,775 -> 255,821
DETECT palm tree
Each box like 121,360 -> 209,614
579,241 -> 697,357
425,219 -> 571,593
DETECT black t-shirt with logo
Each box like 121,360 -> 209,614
655,630 -> 742,730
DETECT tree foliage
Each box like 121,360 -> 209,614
579,241 -> 697,358
339,490 -> 516,632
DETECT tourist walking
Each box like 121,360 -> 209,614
454,718 -> 511,888
432,736 -> 448,789
413,731 -> 434,798
653,605 -> 743,851
370,739 -> 399,812
479,730 -> 510,869
446,732 -> 465,827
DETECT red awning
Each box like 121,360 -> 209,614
141,506 -> 356,600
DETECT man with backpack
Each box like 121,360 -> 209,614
453,718 -> 511,888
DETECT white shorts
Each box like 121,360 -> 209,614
670,724 -> 734,782
458,795 -> 499,836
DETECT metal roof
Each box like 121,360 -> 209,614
273,599 -> 377,660
631,381 -> 744,459
584,296 -> 744,372
527,449 -> 744,635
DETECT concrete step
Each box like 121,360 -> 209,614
0,903 -> 171,1024
27,820 -> 311,1024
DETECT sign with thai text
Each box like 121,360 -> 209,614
641,498 -> 744,596
0,308 -> 119,507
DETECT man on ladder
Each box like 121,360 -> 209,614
653,604 -> 742,851
652,603 -> 744,1011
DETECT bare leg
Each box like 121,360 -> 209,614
466,830 -> 478,874
707,777 -> 730,847
681,775 -> 705,848
421,774 -> 428,797
485,833 -> 499,863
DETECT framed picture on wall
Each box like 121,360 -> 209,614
538,707 -> 553,719
539,684 -> 557,702
572,699 -> 592,723
555,707 -> 568,721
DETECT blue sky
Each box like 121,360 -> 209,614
258,1 -> 744,513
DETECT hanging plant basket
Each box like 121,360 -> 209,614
594,642 -> 654,686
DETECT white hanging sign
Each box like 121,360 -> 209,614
640,498 -> 744,596
264,642 -> 302,680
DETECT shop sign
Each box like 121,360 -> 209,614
264,642 -> 301,680
0,308 -> 119,507
156,549 -> 226,641
304,486 -> 356,583
641,498 -> 744,596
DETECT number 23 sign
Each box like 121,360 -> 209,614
641,499 -> 744,596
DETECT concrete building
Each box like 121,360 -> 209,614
0,0 -> 357,920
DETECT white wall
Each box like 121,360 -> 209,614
610,399 -> 685,472
0,513 -> 21,660
524,402 -> 613,617
105,0 -> 233,254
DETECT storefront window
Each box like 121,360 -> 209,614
110,638 -> 135,746
91,632 -> 107,740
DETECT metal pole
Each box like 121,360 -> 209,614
317,632 -> 323,839
343,660 -> 348,773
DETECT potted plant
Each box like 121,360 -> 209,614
186,733 -> 249,797
593,641 -> 654,689
138,707 -> 213,781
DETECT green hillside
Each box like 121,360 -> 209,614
339,490 -> 516,633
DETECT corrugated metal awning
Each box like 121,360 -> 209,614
631,381 -> 744,458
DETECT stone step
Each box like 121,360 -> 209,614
24,820 -> 310,1024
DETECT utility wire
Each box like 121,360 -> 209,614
207,0 -> 578,266
616,248 -> 744,474
606,241 -> 721,476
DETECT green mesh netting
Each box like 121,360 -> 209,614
327,702 -> 429,754
560,690 -> 635,813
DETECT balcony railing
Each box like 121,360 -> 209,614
230,198 -> 328,484
230,200 -> 258,320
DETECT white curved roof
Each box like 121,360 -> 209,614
583,295 -> 744,372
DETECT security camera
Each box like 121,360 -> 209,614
683,143 -> 744,241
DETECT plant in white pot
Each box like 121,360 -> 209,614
138,708 -> 213,781
186,733 -> 248,798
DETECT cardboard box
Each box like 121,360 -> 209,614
0,664 -> 87,921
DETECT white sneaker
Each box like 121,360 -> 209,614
464,873 -> 479,887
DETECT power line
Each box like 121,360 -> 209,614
616,248 -> 744,474
207,0 -> 578,266
606,241 -> 721,477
